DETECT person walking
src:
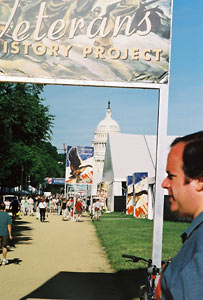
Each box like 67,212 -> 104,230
57,197 -> 62,216
9,197 -> 20,220
0,202 -> 12,265
20,197 -> 26,216
61,198 -> 68,220
75,198 -> 83,222
4,199 -> 10,213
28,195 -> 34,216
24,198 -> 29,216
160,131 -> 203,300
38,198 -> 47,222
93,199 -> 102,221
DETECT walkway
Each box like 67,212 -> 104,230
0,213 -> 123,300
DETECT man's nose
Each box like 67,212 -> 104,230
162,177 -> 169,189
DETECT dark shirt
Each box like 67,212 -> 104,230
10,199 -> 20,212
0,211 -> 12,236
161,212 -> 203,299
62,202 -> 67,210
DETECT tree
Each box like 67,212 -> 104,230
0,83 -> 53,146
0,82 -> 58,189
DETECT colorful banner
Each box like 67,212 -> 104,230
126,175 -> 133,215
96,181 -> 108,209
45,177 -> 65,185
133,172 -> 148,218
97,181 -> 108,199
0,0 -> 172,85
66,146 -> 94,184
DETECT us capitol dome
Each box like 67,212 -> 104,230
92,101 -> 120,173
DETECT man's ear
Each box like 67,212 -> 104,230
196,177 -> 203,192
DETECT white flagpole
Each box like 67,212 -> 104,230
63,144 -> 67,197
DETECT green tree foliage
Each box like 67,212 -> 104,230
0,82 -> 64,190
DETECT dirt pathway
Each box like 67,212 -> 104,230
0,213 -> 124,300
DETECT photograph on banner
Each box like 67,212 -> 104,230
133,172 -> 148,218
97,181 -> 108,209
0,0 -> 172,85
126,175 -> 133,215
65,146 -> 94,184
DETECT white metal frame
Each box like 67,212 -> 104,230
152,84 -> 169,268
0,0 -> 174,270
1,73 -> 169,268
0,75 -> 162,89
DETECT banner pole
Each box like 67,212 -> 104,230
152,84 -> 169,268
64,145 -> 67,197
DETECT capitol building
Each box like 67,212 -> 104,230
92,101 -> 120,174
91,101 -> 175,215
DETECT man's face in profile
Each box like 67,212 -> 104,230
162,142 -> 200,219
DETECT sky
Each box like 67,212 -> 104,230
42,1 -> 203,152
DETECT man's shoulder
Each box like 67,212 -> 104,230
185,212 -> 203,239
0,211 -> 8,215
0,211 -> 11,220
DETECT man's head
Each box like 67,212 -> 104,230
0,202 -> 5,211
162,131 -> 203,219
170,131 -> 203,182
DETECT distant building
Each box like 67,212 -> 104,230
92,101 -> 120,195
91,104 -> 177,218
92,101 -> 120,173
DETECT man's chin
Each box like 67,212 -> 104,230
169,201 -> 178,213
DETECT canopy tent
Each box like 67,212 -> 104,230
102,132 -> 177,211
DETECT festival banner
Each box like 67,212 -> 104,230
45,177 -> 65,185
126,175 -> 133,215
97,181 -> 108,199
0,0 -> 173,86
65,146 -> 94,184
133,172 -> 148,218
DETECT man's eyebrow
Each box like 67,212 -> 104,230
166,171 -> 177,178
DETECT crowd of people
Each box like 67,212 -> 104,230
2,194 -> 104,223
0,193 -> 104,265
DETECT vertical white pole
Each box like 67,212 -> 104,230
125,177 -> 127,214
90,184 -> 93,208
152,84 -> 169,268
64,146 -> 68,197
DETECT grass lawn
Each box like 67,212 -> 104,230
93,212 -> 189,270
92,212 -> 189,299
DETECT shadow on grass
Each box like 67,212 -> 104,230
20,269 -> 146,300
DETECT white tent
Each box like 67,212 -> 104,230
102,132 -> 177,212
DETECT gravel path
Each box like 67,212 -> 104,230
0,213 -> 125,300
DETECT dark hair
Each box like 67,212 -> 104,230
171,131 -> 203,179
0,202 -> 5,210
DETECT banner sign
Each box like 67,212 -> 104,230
66,146 -> 94,184
97,181 -> 108,199
0,0 -> 172,86
45,177 -> 65,185
133,172 -> 148,218
126,175 -> 133,215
